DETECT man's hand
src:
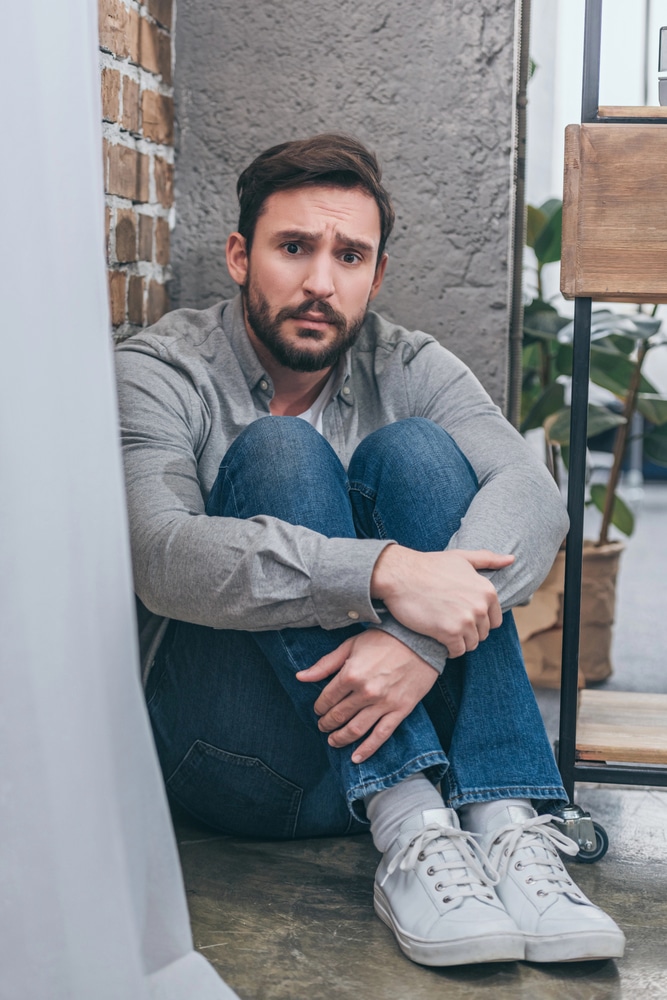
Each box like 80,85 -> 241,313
371,546 -> 514,658
296,629 -> 438,764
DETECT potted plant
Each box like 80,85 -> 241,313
514,199 -> 667,687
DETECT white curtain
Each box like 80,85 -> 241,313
0,3 -> 238,998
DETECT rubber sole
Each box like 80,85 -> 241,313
524,929 -> 626,963
374,885 -> 526,967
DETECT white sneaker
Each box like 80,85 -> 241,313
480,805 -> 626,962
374,807 -> 525,966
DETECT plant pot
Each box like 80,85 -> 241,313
513,541 -> 624,689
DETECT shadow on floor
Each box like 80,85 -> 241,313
176,785 -> 667,1000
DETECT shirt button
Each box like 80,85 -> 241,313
347,610 -> 360,620
259,379 -> 269,391
342,386 -> 351,396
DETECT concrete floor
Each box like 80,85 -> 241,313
176,484 -> 667,1000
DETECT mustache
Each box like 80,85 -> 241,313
276,299 -> 347,328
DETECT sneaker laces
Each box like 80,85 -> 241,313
487,814 -> 581,898
380,821 -> 499,906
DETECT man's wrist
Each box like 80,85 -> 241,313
370,542 -> 401,601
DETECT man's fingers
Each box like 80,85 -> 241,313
488,601 -> 504,630
461,549 -> 515,571
296,639 -> 352,683
447,635 -> 467,658
475,615 -> 491,644
312,673 -> 353,717
316,691 -> 361,731
326,706 -> 379,750
349,712 -> 402,762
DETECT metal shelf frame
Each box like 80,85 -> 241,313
557,0 -> 667,801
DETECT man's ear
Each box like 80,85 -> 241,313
226,232 -> 249,286
369,252 -> 388,302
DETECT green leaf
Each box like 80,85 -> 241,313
521,382 -> 566,433
644,424 -> 667,466
523,302 -> 570,342
524,297 -> 559,317
526,205 -> 548,249
540,198 -> 562,219
588,348 -> 658,398
533,204 -> 562,266
545,404 -> 625,446
556,342 -> 573,376
559,310 -> 662,345
522,341 -> 543,373
636,394 -> 667,427
543,408 -> 571,444
560,444 -> 570,470
632,315 -> 662,340
602,333 -> 637,356
587,407 -> 627,438
589,484 -> 635,536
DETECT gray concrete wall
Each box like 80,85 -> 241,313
171,0 -> 517,404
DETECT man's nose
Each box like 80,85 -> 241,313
302,254 -> 335,300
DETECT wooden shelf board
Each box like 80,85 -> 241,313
575,690 -> 667,765
598,105 -> 667,120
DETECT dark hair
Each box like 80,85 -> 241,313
236,133 -> 395,262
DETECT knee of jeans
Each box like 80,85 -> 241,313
213,416 -> 351,528
224,416 -> 338,477
231,415 -> 320,452
349,417 -> 475,484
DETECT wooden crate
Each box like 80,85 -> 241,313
561,122 -> 667,303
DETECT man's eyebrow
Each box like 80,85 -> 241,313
272,229 -> 376,253
335,232 -> 376,253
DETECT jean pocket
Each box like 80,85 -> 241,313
166,740 -> 303,839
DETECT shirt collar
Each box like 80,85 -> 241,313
221,292 -> 355,403
221,294 -> 268,392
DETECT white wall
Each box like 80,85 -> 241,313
528,0 -> 667,208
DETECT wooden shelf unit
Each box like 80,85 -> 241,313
556,3 -> 667,800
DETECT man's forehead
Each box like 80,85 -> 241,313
258,184 -> 381,244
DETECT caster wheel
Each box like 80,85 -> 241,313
573,821 -> 609,863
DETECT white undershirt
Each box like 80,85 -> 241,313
292,367 -> 339,435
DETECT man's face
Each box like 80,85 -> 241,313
226,184 -> 387,373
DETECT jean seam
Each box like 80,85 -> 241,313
348,481 -> 389,540
347,481 -> 376,501
432,675 -> 459,722
214,466 -> 240,517
167,739 -> 304,838
347,750 -> 449,800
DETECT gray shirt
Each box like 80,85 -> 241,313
115,295 -> 568,676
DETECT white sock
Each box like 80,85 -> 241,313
459,798 -> 534,835
364,773 -> 444,853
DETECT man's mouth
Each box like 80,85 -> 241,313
274,300 -> 346,336
295,313 -> 331,326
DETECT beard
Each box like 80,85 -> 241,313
242,278 -> 367,373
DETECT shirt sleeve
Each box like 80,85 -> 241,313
408,340 -> 569,608
370,337 -> 569,673
115,349 -> 390,632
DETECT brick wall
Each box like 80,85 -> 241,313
99,0 -> 174,338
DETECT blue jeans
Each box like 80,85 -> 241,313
147,417 -> 566,839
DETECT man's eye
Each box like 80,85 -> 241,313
341,252 -> 361,264
284,243 -> 301,255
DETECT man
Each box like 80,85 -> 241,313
116,134 -> 625,968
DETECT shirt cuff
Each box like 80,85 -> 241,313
309,536 -> 395,630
